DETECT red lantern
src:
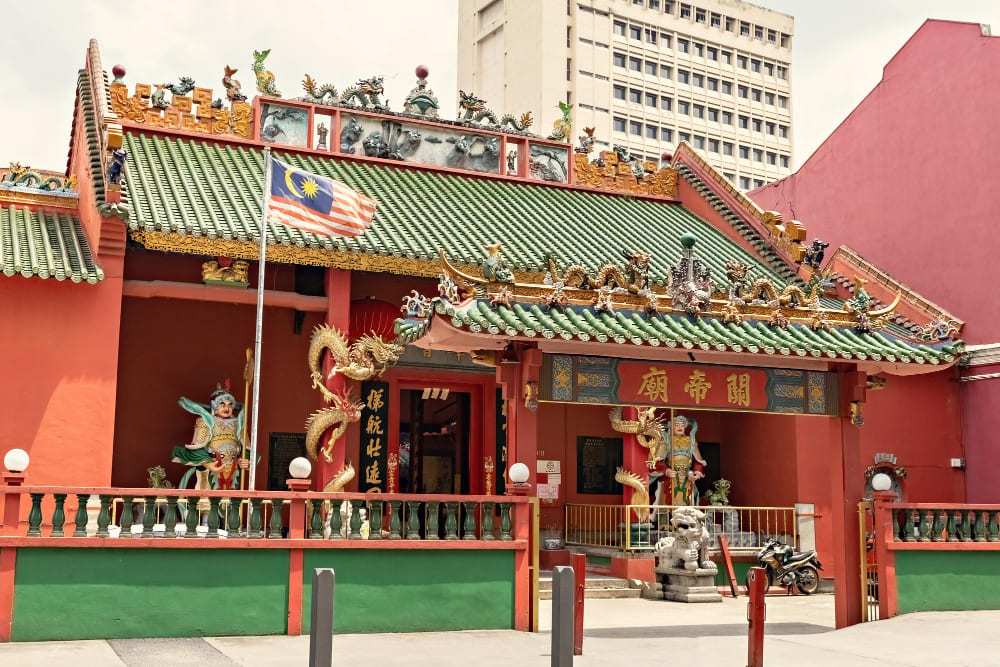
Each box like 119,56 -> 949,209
349,299 -> 399,341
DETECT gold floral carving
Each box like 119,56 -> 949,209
110,82 -> 251,138
573,152 -> 678,198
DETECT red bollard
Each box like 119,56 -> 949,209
571,552 -> 586,655
746,566 -> 767,667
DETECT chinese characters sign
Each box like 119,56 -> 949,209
543,355 -> 838,416
359,381 -> 389,492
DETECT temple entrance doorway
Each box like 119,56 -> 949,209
398,389 -> 471,494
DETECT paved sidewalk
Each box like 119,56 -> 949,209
2,596 -> 998,666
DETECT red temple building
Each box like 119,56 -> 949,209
0,38 -> 986,641
752,19 -> 999,503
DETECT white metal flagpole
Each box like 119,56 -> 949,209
248,146 -> 272,491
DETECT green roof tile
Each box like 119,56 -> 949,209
0,204 -> 103,283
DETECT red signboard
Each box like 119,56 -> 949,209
616,361 -> 770,412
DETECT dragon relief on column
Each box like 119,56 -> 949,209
609,407 -> 668,469
305,324 -> 404,491
615,468 -> 650,523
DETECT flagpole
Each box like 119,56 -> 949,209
248,146 -> 272,491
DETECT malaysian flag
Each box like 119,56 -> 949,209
266,157 -> 376,237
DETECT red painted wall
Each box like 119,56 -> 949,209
0,275 -> 123,487
750,20 -> 993,499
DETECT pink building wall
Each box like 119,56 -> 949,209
751,20 -> 999,502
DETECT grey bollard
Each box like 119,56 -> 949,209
309,568 -> 335,667
551,565 -> 575,667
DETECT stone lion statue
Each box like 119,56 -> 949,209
655,507 -> 717,572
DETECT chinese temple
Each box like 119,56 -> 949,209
0,39 -> 968,635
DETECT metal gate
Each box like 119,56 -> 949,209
858,500 -> 879,621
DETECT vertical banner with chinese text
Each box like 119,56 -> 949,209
359,380 -> 389,492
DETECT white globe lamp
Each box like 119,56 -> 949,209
3,448 -> 29,473
871,472 -> 893,492
509,462 -> 530,484
288,457 -> 312,480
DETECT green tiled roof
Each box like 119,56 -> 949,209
0,204 -> 103,283
395,298 -> 962,365
123,131 -> 794,287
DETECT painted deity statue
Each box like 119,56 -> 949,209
651,415 -> 706,507
171,385 -> 248,490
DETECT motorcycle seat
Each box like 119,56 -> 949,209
785,551 -> 816,564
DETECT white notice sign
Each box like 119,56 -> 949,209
537,483 -> 559,499
537,460 -> 561,474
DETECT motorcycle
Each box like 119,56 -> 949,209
747,537 -> 823,595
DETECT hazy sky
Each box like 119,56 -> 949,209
1,1 -> 997,171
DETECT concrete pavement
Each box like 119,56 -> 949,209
2,595 -> 998,666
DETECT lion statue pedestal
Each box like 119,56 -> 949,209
645,507 -> 722,603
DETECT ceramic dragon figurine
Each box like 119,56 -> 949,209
546,249 -> 652,294
305,390 -> 363,464
301,74 -> 338,104
724,261 -> 822,309
252,49 -> 280,96
307,324 -> 404,391
340,76 -> 386,110
457,90 -> 499,125
615,467 -> 650,523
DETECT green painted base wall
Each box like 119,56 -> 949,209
302,549 -> 514,633
896,550 -> 1000,614
12,548 -> 289,641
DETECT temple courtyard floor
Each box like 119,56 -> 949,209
2,595 -> 998,666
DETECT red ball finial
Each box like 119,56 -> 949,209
112,64 -> 126,78
415,65 -> 429,80
661,151 -> 673,162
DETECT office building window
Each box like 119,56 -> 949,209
707,107 -> 718,122
630,120 -> 642,135
680,3 -> 691,19
661,66 -> 672,80
777,95 -> 788,109
708,138 -> 719,152
725,172 -> 736,183
739,145 -> 750,160
725,17 -> 735,31
707,47 -> 718,61
752,89 -> 762,103
767,151 -> 777,165
765,92 -> 775,106
677,38 -> 689,53
662,127 -> 673,142
737,55 -> 748,69
661,33 -> 671,48
679,131 -> 691,143
740,21 -> 750,37
613,85 -> 626,100
752,118 -> 762,132
629,88 -> 641,103
767,29 -> 777,44
693,43 -> 703,57
754,27 -> 763,40
646,125 -> 658,139
649,0 -> 660,9
721,50 -> 732,64
721,81 -> 732,95
613,21 -> 626,37
721,111 -> 732,124
751,59 -> 761,73
754,179 -> 764,188
678,100 -> 690,114
660,96 -> 672,110
645,92 -> 657,106
567,58 -> 572,81
692,104 -> 704,119
614,52 -> 626,68
645,28 -> 658,44
629,25 -> 641,40
776,65 -> 787,79
779,125 -> 788,138
723,141 -> 733,156
739,176 -> 751,189
614,116 -> 626,132
738,85 -> 748,99
781,33 -> 791,48
678,69 -> 689,84
695,8 -> 706,23
629,57 -> 642,71
711,13 -> 721,28
753,148 -> 763,162
766,121 -> 775,135
707,77 -> 718,91
692,73 -> 703,87
693,135 -> 705,149
780,155 -> 789,168
645,61 -> 657,76
764,62 -> 774,77
738,115 -> 749,129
